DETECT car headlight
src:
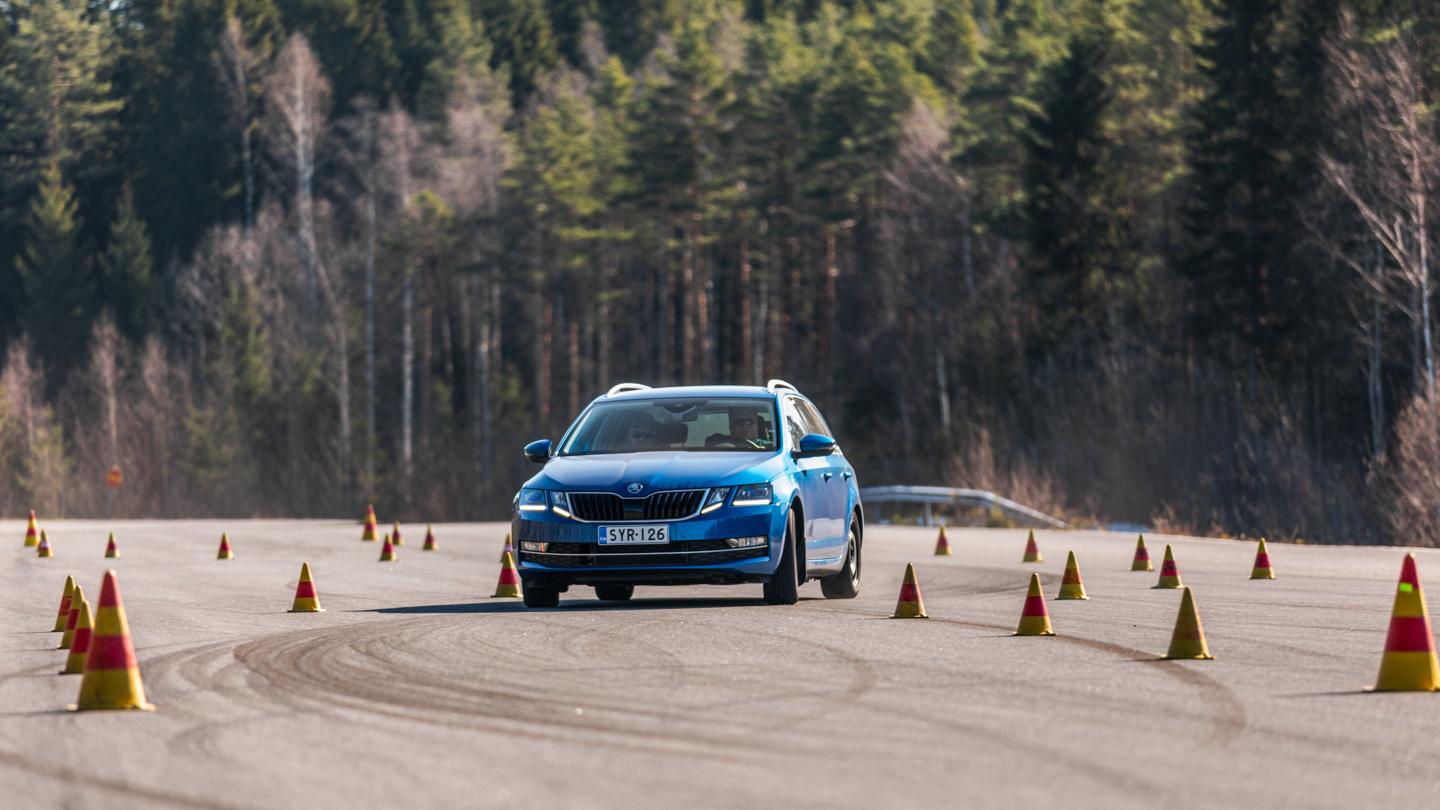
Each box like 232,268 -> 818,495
732,483 -> 773,507
520,540 -> 549,552
700,487 -> 731,514
725,536 -> 768,548
518,488 -> 548,512
550,490 -> 573,518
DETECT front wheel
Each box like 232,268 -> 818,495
763,510 -> 800,605
594,584 -> 634,601
820,520 -> 861,599
522,584 -> 560,608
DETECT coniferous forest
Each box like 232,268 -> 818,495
1,0 -> 1438,544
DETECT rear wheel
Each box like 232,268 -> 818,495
594,584 -> 634,601
821,520 -> 861,599
522,584 -> 560,608
763,510 -> 800,605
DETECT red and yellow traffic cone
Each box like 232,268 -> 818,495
1164,587 -> 1213,660
1153,544 -> 1182,589
53,575 -> 76,632
60,584 -> 85,649
379,534 -> 397,562
217,533 -> 234,560
361,504 -> 379,541
104,532 -> 120,559
1131,534 -> 1152,571
500,532 -> 514,563
391,521 -> 404,546
1016,573 -> 1055,636
933,525 -> 952,556
1057,551 -> 1088,600
23,509 -> 39,547
60,594 -> 93,675
36,530 -> 54,558
1250,538 -> 1275,580
73,570 -> 155,711
892,563 -> 928,618
288,563 -> 324,613
493,551 -> 522,598
1022,530 -> 1042,563
1372,553 -> 1438,692
423,525 -> 437,551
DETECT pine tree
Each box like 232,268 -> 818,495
15,164 -> 95,390
99,184 -> 158,344
0,0 -> 120,346
1022,18 -> 1139,361
1180,0 -> 1301,376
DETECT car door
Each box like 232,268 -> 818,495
781,396 -> 831,559
794,398 -> 848,562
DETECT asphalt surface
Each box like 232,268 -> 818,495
2,520 -> 1438,809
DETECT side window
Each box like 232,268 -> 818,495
796,400 -> 833,439
780,397 -> 807,449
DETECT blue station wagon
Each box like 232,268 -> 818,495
511,381 -> 863,607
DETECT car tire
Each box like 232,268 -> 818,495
763,509 -> 800,605
594,584 -> 634,601
820,520 -> 861,599
523,585 -> 560,608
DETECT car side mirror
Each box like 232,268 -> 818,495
794,433 -> 837,457
524,439 -> 553,464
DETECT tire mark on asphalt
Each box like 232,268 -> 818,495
0,749 -> 248,810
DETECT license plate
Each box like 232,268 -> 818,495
598,525 -> 671,545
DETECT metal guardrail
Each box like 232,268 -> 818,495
859,485 -> 1068,529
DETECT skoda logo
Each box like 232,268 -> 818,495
626,482 -> 645,495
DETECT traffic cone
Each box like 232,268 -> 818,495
892,563 -> 928,618
60,595 -> 93,675
104,533 -> 120,559
1153,544 -> 1182,589
379,534 -> 397,562
361,505 -> 378,541
933,525 -> 952,556
53,575 -> 76,632
288,563 -> 324,613
1250,538 -> 1275,580
1131,534 -> 1152,571
37,530 -> 54,558
1022,530 -> 1042,563
423,525 -> 437,551
500,532 -> 514,563
217,533 -> 234,560
1372,554 -> 1438,692
23,509 -> 39,547
60,584 -> 85,650
72,570 -> 155,711
1015,573 -> 1055,636
1164,587 -> 1213,660
1057,551 -> 1088,600
493,551 -> 522,598
391,521 -> 404,546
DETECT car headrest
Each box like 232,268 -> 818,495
656,422 -> 688,445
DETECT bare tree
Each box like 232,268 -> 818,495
264,34 -> 332,318
215,17 -> 262,231
1320,13 -> 1437,399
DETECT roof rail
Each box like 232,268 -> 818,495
766,379 -> 799,394
605,382 -> 652,397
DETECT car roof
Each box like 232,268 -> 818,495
597,385 -> 786,402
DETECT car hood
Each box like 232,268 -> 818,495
530,451 -> 784,493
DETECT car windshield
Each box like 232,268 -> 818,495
559,397 -> 780,455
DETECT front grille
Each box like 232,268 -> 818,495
570,493 -> 624,521
644,490 -> 703,519
520,539 -> 767,567
567,490 -> 705,521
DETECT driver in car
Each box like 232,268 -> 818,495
706,406 -> 765,449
